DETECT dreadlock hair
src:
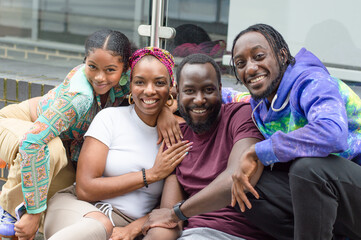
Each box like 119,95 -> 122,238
84,29 -> 131,72
176,53 -> 221,86
231,23 -> 295,84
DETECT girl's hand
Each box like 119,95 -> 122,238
14,213 -> 41,240
157,107 -> 183,147
148,141 -> 192,181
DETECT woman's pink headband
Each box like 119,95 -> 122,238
130,47 -> 175,86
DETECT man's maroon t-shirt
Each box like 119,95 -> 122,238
176,102 -> 271,240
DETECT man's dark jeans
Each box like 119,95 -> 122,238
237,155 -> 361,240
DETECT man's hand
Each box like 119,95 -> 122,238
142,208 -> 179,235
231,144 -> 260,212
14,213 -> 41,240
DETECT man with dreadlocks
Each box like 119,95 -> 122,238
226,23 -> 361,240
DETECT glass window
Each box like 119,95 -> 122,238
226,0 -> 361,82
38,0 -> 150,46
164,0 -> 230,72
0,0 -> 151,68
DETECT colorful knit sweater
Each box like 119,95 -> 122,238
20,64 -> 129,214
222,48 -> 361,166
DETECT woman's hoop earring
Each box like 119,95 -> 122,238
166,94 -> 174,107
128,93 -> 134,105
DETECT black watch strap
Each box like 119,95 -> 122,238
173,200 -> 188,221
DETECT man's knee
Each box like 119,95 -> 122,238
289,157 -> 314,177
290,155 -> 348,179
289,156 -> 335,179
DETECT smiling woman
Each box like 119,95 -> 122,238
43,47 -> 192,240
130,55 -> 170,126
0,29 -> 131,240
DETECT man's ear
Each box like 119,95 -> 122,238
219,82 -> 222,93
280,48 -> 287,65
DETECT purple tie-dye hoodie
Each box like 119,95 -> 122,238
224,48 -> 361,166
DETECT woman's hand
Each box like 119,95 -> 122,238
157,107 -> 183,147
110,226 -> 138,240
110,215 -> 149,240
148,141 -> 192,182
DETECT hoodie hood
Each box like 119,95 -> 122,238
271,48 -> 329,110
250,48 -> 329,122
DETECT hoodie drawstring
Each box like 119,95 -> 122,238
270,91 -> 291,112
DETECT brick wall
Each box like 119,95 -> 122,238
0,78 -> 55,108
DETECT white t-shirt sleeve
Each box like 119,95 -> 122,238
84,108 -> 114,147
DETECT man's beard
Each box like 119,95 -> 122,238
178,99 -> 222,134
250,71 -> 282,101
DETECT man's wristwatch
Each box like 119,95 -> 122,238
173,200 -> 188,221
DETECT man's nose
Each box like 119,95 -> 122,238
245,61 -> 258,76
193,92 -> 206,105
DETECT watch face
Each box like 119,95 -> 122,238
174,200 -> 185,208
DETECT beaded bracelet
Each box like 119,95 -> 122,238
142,168 -> 149,188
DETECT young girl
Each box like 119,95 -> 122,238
43,47 -> 191,240
0,30 -> 181,239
